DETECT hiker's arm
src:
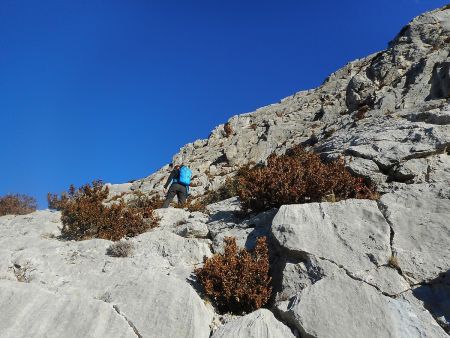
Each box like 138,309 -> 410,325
164,170 -> 176,189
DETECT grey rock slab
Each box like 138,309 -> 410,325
211,226 -> 253,254
272,200 -> 391,275
175,221 -> 210,238
207,197 -> 242,223
0,210 -> 62,250
428,153 -> 450,183
345,156 -> 387,185
154,208 -> 210,234
353,266 -> 411,296
107,273 -> 214,338
154,207 -> 192,231
276,255 -> 409,302
0,280 -> 137,338
210,209 -> 275,253
379,184 -> 450,283
211,309 -> 295,338
410,272 -> 450,333
0,211 -> 214,338
105,182 -> 133,198
131,229 -> 212,267
279,273 -> 448,338
275,255 -> 341,303
405,106 -> 450,125
400,289 -> 450,335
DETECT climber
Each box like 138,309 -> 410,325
162,163 -> 192,208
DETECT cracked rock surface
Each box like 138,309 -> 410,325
0,280 -> 137,338
0,211 -> 214,338
210,309 -> 295,338
277,273 -> 447,338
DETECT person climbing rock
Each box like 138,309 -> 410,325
162,163 -> 192,208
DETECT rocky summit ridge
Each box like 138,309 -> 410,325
1,5 -> 450,338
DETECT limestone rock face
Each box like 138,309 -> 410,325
378,184 -> 450,284
0,280 -> 137,338
0,211 -> 214,338
271,198 -> 449,335
272,200 -> 391,275
211,309 -> 295,338
279,274 -> 447,338
131,6 -> 450,199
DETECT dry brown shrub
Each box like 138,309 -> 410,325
185,198 -> 207,212
0,194 -> 37,216
48,180 -> 158,241
236,146 -> 378,212
204,177 -> 241,204
224,122 -> 233,137
388,255 -> 400,269
107,241 -> 134,257
127,191 -> 164,214
195,236 -> 272,314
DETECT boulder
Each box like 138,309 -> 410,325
175,221 -> 210,238
272,200 -> 391,275
379,184 -> 450,284
411,272 -> 450,334
0,280 -> 137,338
211,309 -> 295,338
278,273 -> 447,338
105,273 -> 214,338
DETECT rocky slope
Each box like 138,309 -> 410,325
1,5 -> 450,338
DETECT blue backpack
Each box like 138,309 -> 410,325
178,166 -> 192,186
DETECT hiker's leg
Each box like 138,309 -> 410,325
176,185 -> 187,206
163,186 -> 176,208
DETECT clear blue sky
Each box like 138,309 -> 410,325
1,0 -> 448,208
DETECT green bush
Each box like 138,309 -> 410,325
48,180 -> 158,241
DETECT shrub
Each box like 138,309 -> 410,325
203,176 -> 241,205
224,122 -> 233,137
388,255 -> 400,269
127,191 -> 164,215
0,194 -> 37,216
107,241 -> 134,257
48,180 -> 158,241
195,236 -> 272,314
236,146 -> 378,212
323,128 -> 336,138
185,198 -> 207,212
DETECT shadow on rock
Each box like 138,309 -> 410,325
412,269 -> 450,333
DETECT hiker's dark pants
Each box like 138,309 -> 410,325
163,183 -> 188,208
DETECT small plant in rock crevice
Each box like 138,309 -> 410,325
388,255 -> 400,269
195,236 -> 272,314
107,241 -> 134,257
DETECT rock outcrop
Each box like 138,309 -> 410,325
1,5 -> 450,338
130,6 -> 450,199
